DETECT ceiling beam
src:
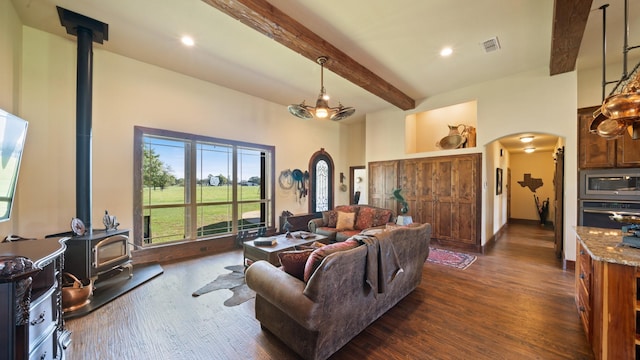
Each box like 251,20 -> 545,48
202,0 -> 416,110
549,0 -> 593,75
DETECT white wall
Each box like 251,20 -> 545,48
15,26 -> 352,237
366,67 -> 578,260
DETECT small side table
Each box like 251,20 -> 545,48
396,215 -> 413,226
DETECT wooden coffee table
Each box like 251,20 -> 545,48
243,232 -> 328,267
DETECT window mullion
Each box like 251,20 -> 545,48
186,140 -> 196,240
232,145 -> 238,233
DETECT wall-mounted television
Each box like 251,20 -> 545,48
0,108 -> 28,222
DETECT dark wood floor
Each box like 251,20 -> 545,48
65,223 -> 593,359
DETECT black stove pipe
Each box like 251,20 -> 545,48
76,26 -> 93,230
57,7 -> 108,231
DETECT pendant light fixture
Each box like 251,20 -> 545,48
288,56 -> 356,121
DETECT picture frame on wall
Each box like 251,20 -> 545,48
496,168 -> 503,195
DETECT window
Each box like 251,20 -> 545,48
133,127 -> 274,247
309,148 -> 334,212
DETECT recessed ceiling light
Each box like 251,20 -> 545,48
440,47 -> 453,57
524,147 -> 536,153
181,36 -> 195,47
520,136 -> 534,143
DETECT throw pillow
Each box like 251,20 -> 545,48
373,209 -> 393,227
324,210 -> 339,227
303,239 -> 360,282
278,249 -> 314,281
355,206 -> 377,230
336,211 -> 356,231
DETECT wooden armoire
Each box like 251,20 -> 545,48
369,153 -> 482,252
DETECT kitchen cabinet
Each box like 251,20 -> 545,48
371,153 -> 481,252
579,106 -> 640,168
574,227 -> 640,359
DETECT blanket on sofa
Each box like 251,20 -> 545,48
353,234 -> 403,296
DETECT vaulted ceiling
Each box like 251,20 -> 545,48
11,0 -> 640,127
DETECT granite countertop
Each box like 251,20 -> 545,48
574,226 -> 640,266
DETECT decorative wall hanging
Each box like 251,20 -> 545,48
496,168 -> 503,195
517,173 -> 543,193
278,169 -> 294,190
279,169 -> 309,202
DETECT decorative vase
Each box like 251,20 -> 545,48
400,203 -> 409,214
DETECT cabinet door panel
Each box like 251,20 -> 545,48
435,161 -> 452,198
617,132 -> 640,167
435,201 -> 453,240
457,157 -> 475,200
417,160 -> 436,226
369,161 -> 397,211
578,106 -> 616,168
456,202 -> 475,244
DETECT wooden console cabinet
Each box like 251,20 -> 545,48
0,238 -> 69,360
369,153 -> 481,252
578,106 -> 640,169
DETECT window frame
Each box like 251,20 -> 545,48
133,126 -> 275,247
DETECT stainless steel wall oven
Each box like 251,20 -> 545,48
578,168 -> 640,228
579,168 -> 640,200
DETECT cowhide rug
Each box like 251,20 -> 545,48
192,265 -> 255,306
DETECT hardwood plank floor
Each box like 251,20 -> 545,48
64,223 -> 593,359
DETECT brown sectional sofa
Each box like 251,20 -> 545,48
245,223 -> 432,360
307,204 -> 395,242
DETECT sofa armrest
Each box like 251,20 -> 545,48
308,218 -> 325,233
245,260 -> 321,329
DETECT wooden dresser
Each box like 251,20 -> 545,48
574,226 -> 640,359
0,238 -> 69,359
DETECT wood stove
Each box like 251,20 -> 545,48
61,229 -> 132,282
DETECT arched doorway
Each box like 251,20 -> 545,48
308,148 -> 335,212
487,132 -> 564,261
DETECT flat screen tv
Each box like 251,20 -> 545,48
0,108 -> 28,222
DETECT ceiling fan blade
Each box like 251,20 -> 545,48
330,106 -> 355,121
288,104 -> 313,119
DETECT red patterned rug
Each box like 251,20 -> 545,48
426,247 -> 477,270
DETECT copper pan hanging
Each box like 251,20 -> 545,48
596,117 -> 631,139
601,91 -> 640,120
628,120 -> 640,140
590,108 -> 608,134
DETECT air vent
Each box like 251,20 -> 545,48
482,37 -> 501,53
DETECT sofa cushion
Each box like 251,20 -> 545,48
336,211 -> 356,231
278,249 -> 314,281
303,239 -> 360,282
336,229 -> 362,242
